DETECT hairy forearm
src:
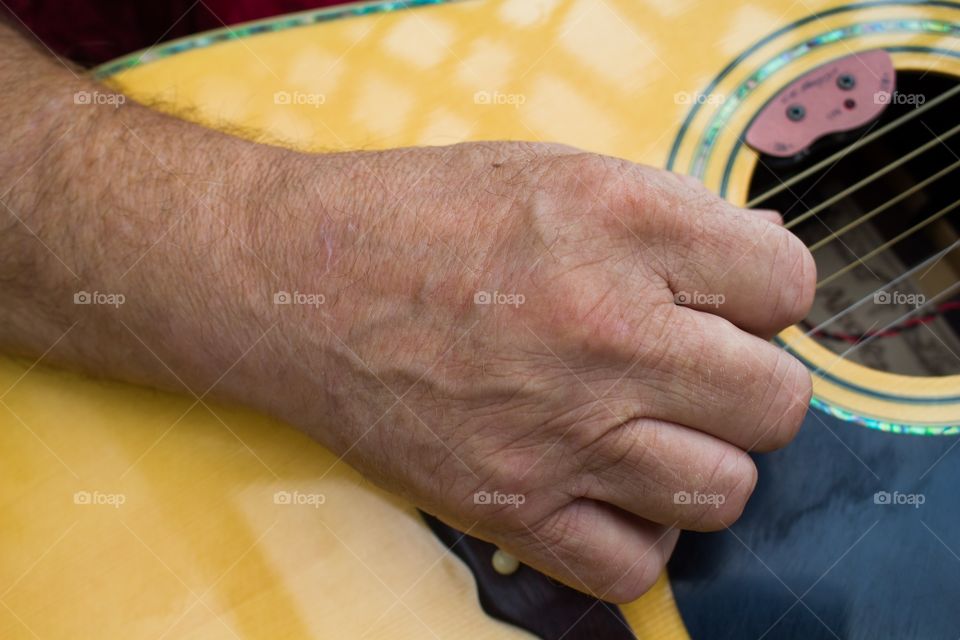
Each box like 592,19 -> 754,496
0,20 -> 320,400
0,18 -> 464,449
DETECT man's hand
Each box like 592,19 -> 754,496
236,143 -> 814,602
0,22 -> 813,603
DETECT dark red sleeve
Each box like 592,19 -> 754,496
2,0 -> 348,66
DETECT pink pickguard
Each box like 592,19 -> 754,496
745,49 -> 895,158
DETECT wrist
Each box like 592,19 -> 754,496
96,115 -> 310,398
208,149 -> 359,426
0,89 -> 294,396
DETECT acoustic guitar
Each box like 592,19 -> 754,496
3,0 -> 959,637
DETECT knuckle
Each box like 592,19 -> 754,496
550,279 -> 672,363
519,507 -> 602,591
576,421 -> 664,499
556,153 -> 614,193
714,452 -> 757,525
754,352 -> 812,451
528,502 -> 590,560
600,300 -> 672,363
683,447 -> 756,531
635,303 -> 699,372
768,230 -> 817,328
463,455 -> 559,531
557,153 -> 652,223
527,503 -> 665,601
603,554 -> 664,603
591,419 -> 660,475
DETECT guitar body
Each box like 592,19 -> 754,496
3,1 -> 960,638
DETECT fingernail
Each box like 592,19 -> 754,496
750,208 -> 783,225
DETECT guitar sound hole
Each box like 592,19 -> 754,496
747,70 -> 960,377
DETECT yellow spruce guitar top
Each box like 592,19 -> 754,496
4,0 -> 960,638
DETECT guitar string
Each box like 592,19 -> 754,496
816,195 -> 960,288
811,278 -> 960,363
734,77 -> 960,350
783,121 -> 960,231
808,157 -> 960,252
790,238 -> 960,341
776,147 -> 960,340
741,86 -> 960,296
744,82 -> 960,209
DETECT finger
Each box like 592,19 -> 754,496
655,197 -> 815,336
633,304 -> 812,452
671,171 -> 784,226
749,208 -> 784,225
577,418 -> 757,531
509,499 -> 679,603
558,158 -> 806,337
